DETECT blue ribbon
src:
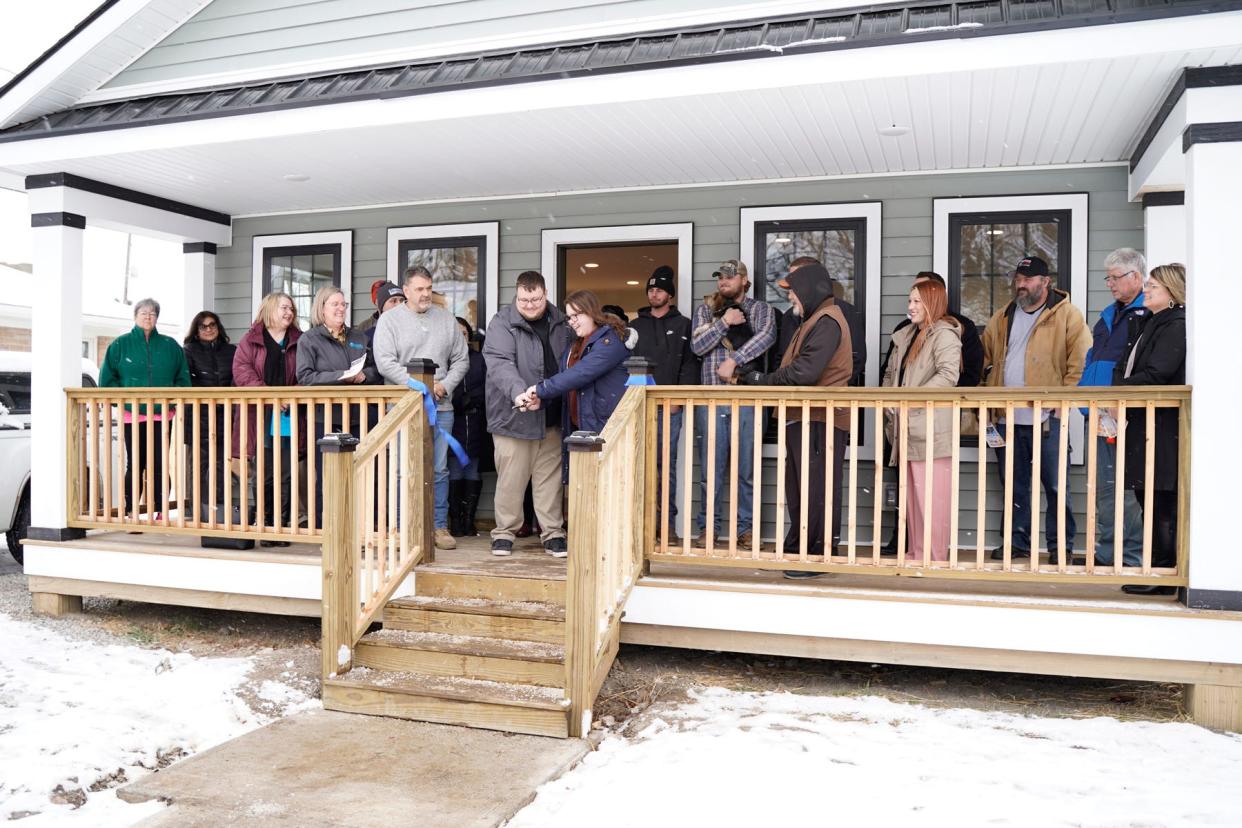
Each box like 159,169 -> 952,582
406,378 -> 470,466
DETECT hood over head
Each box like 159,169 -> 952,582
778,263 -> 835,318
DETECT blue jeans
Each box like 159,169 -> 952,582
655,408 -> 683,525
1093,436 -> 1143,566
433,409 -> 454,530
694,404 -> 754,537
992,419 -> 1076,552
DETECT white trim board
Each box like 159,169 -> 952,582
740,201 -> 883,460
540,223 -> 694,307
387,221 -> 500,331
932,192 -> 1090,465
251,230 -> 353,320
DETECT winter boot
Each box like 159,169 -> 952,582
462,480 -> 484,537
448,480 -> 467,537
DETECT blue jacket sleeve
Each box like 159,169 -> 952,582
535,335 -> 627,399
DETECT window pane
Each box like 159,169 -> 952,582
404,243 -> 480,329
955,217 -> 1062,323
763,228 -> 856,310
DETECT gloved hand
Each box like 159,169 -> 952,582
738,370 -> 765,386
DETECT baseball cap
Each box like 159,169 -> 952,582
1014,256 -> 1050,277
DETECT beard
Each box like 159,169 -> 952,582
1015,284 -> 1045,310
718,281 -> 746,300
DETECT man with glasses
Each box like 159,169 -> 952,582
482,271 -> 573,557
1079,248 -> 1149,566
689,259 -> 776,549
980,256 -> 1090,564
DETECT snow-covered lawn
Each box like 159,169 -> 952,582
0,612 -> 318,824
509,688 -> 1242,827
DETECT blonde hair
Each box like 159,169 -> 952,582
254,291 -> 298,329
1148,263 -> 1186,306
309,286 -> 345,327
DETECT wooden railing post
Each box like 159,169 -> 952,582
405,359 -> 437,563
319,432 -> 358,679
565,430 -> 604,738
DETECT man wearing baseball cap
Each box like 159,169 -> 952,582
630,265 -> 699,542
980,255 -> 1090,564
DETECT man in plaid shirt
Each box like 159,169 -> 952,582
689,259 -> 776,548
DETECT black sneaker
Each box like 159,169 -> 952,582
988,546 -> 1031,561
491,538 -> 514,557
544,537 -> 568,558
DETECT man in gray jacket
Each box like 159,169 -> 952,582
482,270 -> 573,557
373,265 -> 469,550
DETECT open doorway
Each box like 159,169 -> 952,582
557,242 -> 678,321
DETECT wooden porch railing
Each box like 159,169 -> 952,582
564,385 -> 648,737
319,365 -> 435,678
65,386 -> 404,543
643,386 -> 1191,585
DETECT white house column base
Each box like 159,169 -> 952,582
183,242 -> 217,325
29,211 -> 86,541
1185,137 -> 1242,610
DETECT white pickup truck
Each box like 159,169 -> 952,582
0,352 -> 101,564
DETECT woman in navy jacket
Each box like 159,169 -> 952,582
526,290 -> 635,438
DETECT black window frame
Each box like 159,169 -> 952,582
261,242 -> 344,328
946,209 -> 1073,325
750,217 -> 868,332
398,234 -> 490,329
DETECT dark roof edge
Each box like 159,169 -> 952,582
1129,64 -> 1242,172
0,1 -> 122,101
4,0 -> 1242,146
26,171 -> 231,225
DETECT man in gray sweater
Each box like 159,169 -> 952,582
373,265 -> 469,550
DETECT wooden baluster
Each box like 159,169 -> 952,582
377,432 -> 389,593
273,397 -> 284,535
256,400 -> 267,532
87,399 -> 98,521
1030,402 -> 1041,573
976,403 -> 987,568
192,396 -> 202,528
729,399 -> 740,558
1175,396 -> 1191,578
319,434 -> 357,679
223,397 -> 233,531
172,397 -> 184,528
922,402 -> 934,568
240,399 -> 250,531
103,398 -> 113,523
660,400 -> 671,555
1114,401 -> 1127,574
145,398 -> 155,523
897,400 -> 908,567
1003,403 -> 1015,570
1057,402 -> 1070,572
682,401 -> 693,556
949,400 -> 960,568
751,399 -> 763,559
775,400 -> 787,562
388,435 -> 399,581
705,401 -> 716,554
1085,404 -> 1098,574
290,397 -> 300,538
208,399 -> 218,529
824,401 -> 835,561
847,400 -> 858,565
1142,403 -> 1156,575
799,401 -> 810,563
872,400 -> 883,564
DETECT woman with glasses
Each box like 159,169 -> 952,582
296,286 -> 381,524
99,298 -> 191,523
182,311 -> 235,519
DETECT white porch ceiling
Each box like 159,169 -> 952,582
2,16 -> 1240,216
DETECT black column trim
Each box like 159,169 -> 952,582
27,526 -> 87,542
183,242 -> 218,255
25,172 -> 231,226
1130,66 -> 1242,173
30,212 -> 85,229
1179,588 -> 1242,612
1141,191 -> 1185,208
1183,121 -> 1242,152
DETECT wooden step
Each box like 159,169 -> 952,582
416,570 -> 566,606
323,667 -> 569,738
354,629 -> 565,687
385,596 -> 565,644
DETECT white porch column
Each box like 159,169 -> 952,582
1142,192 -> 1186,268
1184,136 -> 1242,609
183,242 -> 217,324
29,211 -> 87,540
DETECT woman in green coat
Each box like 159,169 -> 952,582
99,298 -> 191,519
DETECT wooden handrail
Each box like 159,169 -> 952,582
354,392 -> 422,467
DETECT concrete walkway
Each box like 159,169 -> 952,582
122,709 -> 589,827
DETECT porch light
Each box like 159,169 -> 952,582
584,262 -> 600,268
878,125 -> 911,137
626,280 -> 640,285
282,173 -> 310,182
774,237 -> 792,244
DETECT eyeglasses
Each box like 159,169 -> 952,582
1104,270 -> 1137,284
515,296 -> 545,306
198,320 -> 218,329
566,311 -> 587,321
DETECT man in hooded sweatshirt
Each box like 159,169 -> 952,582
740,263 -> 853,579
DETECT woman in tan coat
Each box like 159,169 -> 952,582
882,280 -> 962,562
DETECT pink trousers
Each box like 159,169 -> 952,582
903,457 -> 953,563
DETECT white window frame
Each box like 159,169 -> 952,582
387,221 -> 499,328
933,193 -> 1089,465
741,202 -> 883,461
540,223 -> 694,307
252,230 -> 353,314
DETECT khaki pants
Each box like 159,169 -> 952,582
492,429 -> 565,542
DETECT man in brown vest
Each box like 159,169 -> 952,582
740,262 -> 852,579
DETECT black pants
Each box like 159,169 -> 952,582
123,421 -> 165,515
1136,488 -> 1178,567
185,404 -> 229,515
783,421 -> 848,555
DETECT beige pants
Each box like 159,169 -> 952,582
492,429 -> 565,542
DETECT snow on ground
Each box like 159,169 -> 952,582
509,687 -> 1242,827
0,612 -> 318,824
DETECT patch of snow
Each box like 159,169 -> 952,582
904,22 -> 984,34
337,644 -> 351,667
508,688 -> 1242,827
0,613 -> 311,822
256,680 -> 317,715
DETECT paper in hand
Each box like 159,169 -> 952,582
340,355 -> 367,380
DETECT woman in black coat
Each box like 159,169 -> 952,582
449,318 -> 488,537
183,310 -> 236,518
1113,263 -> 1186,595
